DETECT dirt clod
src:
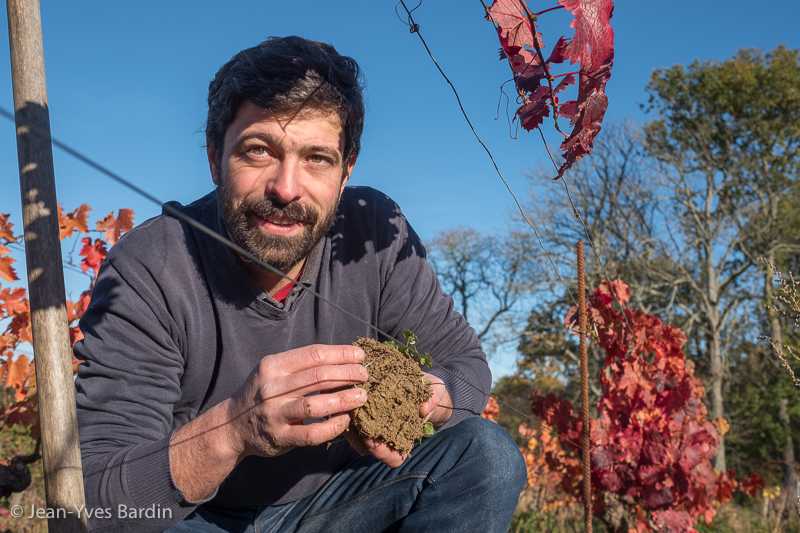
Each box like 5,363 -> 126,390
350,338 -> 433,455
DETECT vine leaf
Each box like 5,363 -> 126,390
558,0 -> 615,70
58,203 -> 91,240
0,246 -> 18,283
486,0 -> 542,60
96,209 -> 135,245
79,238 -> 108,276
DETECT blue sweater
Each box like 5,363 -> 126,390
74,187 -> 490,532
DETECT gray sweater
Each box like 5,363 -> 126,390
74,187 -> 490,532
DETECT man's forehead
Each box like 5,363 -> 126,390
235,100 -> 343,132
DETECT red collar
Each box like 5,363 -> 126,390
272,262 -> 306,304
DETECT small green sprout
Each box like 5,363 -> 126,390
384,328 -> 433,368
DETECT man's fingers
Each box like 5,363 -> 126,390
283,388 -> 366,423
365,438 -> 406,468
343,428 -> 370,455
262,363 -> 368,399
271,344 -> 365,374
280,413 -> 352,448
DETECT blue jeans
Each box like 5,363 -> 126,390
166,417 -> 526,532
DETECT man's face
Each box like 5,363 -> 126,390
209,101 -> 356,272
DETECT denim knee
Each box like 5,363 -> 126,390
449,416 -> 528,493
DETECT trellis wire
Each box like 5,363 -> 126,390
0,105 -> 589,452
402,0 -> 636,337
397,0 -> 577,308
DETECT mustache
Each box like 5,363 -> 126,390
240,196 -> 318,225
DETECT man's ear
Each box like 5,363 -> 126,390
340,155 -> 357,195
207,137 -> 220,185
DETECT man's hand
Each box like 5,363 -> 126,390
170,344 -> 368,501
344,372 -> 451,468
420,372 -> 452,428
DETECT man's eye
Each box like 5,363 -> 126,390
309,155 -> 329,165
249,147 -> 268,156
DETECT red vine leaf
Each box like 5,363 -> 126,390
738,473 -> 765,498
0,214 -> 17,243
485,0 -> 542,62
557,0 -> 615,70
0,245 -> 18,283
652,509 -> 695,533
79,238 -> 108,276
58,203 -> 91,240
3,354 -> 31,402
97,209 -> 134,245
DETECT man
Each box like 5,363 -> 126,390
75,36 -> 526,532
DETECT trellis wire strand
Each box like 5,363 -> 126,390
397,0 -> 577,307
0,105 -> 587,451
482,0 -> 637,338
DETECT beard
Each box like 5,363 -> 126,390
216,179 -> 339,272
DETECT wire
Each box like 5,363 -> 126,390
535,127 -> 637,337
481,0 -> 635,338
0,105 -> 587,451
397,0 -> 576,307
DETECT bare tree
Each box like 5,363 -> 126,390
427,227 -> 542,353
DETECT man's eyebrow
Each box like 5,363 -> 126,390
303,144 -> 341,166
235,132 -> 342,166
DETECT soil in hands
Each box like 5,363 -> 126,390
349,338 -> 432,456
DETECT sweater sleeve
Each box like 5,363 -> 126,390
376,206 -> 491,429
74,248 -> 216,532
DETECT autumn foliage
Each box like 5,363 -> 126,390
0,205 -> 133,442
484,0 -> 614,176
484,279 -> 765,532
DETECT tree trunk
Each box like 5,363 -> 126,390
709,329 -> 726,472
766,258 -> 797,506
779,399 -> 797,506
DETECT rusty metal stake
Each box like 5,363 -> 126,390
578,241 -> 592,533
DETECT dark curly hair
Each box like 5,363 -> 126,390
206,36 -> 365,172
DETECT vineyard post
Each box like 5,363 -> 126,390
6,0 -> 87,531
577,241 -> 592,533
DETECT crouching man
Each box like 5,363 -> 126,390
75,36 -> 527,532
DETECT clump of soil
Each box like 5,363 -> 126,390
349,338 -> 433,455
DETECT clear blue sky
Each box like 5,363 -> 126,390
2,0 -> 799,378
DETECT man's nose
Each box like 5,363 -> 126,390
264,161 -> 301,203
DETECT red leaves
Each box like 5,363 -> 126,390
58,203 -> 91,240
651,509 -> 695,533
79,238 -> 108,277
0,215 -> 20,283
558,0 -> 615,70
486,0 -> 541,59
0,246 -> 18,283
534,278 -> 726,527
0,204 -> 135,438
738,472 -> 765,498
96,209 -> 134,245
481,397 -> 500,422
0,214 -> 16,242
485,0 -> 614,177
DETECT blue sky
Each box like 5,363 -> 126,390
2,0 -> 799,378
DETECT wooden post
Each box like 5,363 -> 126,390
577,241 -> 592,533
6,1 -> 87,531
